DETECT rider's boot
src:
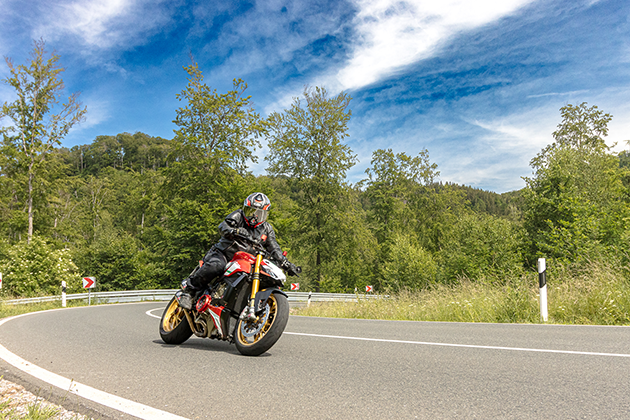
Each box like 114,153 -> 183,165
179,277 -> 198,310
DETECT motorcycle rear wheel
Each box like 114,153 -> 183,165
235,292 -> 289,356
159,296 -> 193,344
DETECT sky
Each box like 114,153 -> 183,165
1,0 -> 629,193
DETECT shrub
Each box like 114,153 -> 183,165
0,236 -> 80,298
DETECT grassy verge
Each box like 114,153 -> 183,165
0,300 -> 90,321
295,260 -> 630,325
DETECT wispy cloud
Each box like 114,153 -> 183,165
527,90 -> 590,99
334,0 -> 535,90
32,0 -> 175,52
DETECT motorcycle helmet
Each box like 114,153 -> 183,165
243,192 -> 271,227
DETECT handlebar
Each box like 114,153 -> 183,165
233,230 -> 301,276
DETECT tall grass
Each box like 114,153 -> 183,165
295,259 -> 630,325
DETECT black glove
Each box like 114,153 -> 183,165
283,261 -> 301,277
232,227 -> 252,241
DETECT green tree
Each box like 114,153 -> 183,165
0,40 -> 86,243
362,148 -> 439,243
524,103 -> 628,264
172,61 -> 267,174
155,63 -> 268,283
438,212 -> 523,282
266,87 -> 358,291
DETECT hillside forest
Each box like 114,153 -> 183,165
1,41 -> 629,299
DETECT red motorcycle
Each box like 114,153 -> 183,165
159,239 -> 298,356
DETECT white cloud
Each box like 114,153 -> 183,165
335,0 -> 535,90
33,0 -> 173,51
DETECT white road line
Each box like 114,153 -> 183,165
283,331 -> 630,358
0,312 -> 189,420
148,308 -> 630,358
147,308 -> 163,319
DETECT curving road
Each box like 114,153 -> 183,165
1,302 -> 630,419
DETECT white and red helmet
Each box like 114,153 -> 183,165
243,192 -> 271,227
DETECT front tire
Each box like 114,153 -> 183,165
160,296 -> 193,344
235,293 -> 289,356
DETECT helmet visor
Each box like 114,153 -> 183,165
243,206 -> 268,224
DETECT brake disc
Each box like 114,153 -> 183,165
240,304 -> 270,338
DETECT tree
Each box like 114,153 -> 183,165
533,102 -> 612,169
155,63 -> 268,282
438,212 -> 523,282
524,103 -> 628,264
266,87 -> 358,291
172,61 -> 267,174
362,148 -> 438,243
0,39 -> 86,243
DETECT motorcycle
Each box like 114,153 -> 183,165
159,236 -> 299,356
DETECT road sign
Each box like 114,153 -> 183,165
83,277 -> 96,289
290,283 -> 300,291
366,285 -> 373,292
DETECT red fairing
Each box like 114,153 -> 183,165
224,251 -> 254,276
224,250 -> 277,279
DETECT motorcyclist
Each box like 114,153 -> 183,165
179,192 -> 300,310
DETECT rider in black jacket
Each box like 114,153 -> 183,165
179,192 -> 299,310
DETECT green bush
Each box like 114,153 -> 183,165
0,236 -> 80,298
381,232 -> 437,292
439,213 -> 523,283
73,229 -> 169,291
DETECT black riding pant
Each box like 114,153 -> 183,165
191,248 -> 227,289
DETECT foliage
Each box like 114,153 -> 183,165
362,148 -> 439,243
266,87 -> 358,291
438,212 -> 524,283
444,182 -> 524,219
172,61 -> 267,173
380,232 -> 437,292
72,228 -> 168,291
524,103 -> 629,264
63,132 -> 171,175
295,258 -> 630,325
0,39 -> 86,242
0,236 -> 80,297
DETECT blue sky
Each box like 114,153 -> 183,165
1,0 -> 629,192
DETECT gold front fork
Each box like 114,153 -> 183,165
247,253 -> 264,316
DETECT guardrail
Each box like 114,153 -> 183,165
2,289 -> 384,306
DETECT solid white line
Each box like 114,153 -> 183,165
283,331 -> 630,358
145,308 -> 630,358
0,312 -> 189,420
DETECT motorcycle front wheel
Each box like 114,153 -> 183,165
235,292 -> 289,356
159,296 -> 193,344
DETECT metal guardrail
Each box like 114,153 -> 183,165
2,290 -> 384,306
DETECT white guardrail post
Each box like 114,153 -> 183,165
538,258 -> 548,322
61,281 -> 67,308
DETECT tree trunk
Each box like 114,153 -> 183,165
27,162 -> 34,244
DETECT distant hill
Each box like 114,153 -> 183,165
442,182 -> 524,218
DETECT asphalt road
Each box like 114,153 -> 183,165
1,302 -> 630,419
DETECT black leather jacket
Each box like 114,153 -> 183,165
214,209 -> 285,263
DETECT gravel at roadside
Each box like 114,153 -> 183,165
0,377 -> 92,420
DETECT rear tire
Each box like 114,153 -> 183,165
160,296 -> 193,344
235,293 -> 289,356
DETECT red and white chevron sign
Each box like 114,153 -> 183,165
82,276 -> 96,289
290,283 -> 300,291
366,285 -> 373,292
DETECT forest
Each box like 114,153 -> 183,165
1,41 -> 629,300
